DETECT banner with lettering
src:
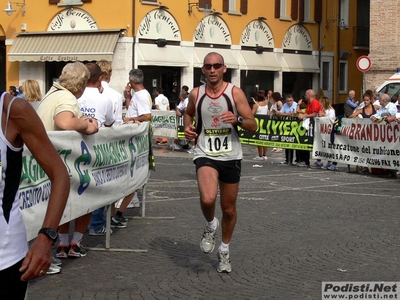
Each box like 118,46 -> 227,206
313,118 -> 400,169
20,123 -> 150,241
239,115 -> 314,150
151,110 -> 177,137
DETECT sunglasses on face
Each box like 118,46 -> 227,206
203,63 -> 224,70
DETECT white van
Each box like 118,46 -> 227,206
376,68 -> 400,101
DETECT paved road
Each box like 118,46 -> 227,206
27,144 -> 400,300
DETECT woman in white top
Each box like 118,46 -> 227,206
270,92 -> 284,153
314,97 -> 338,170
251,91 -> 269,160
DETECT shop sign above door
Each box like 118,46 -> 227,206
193,15 -> 232,45
241,20 -> 274,47
282,25 -> 312,50
48,8 -> 98,31
138,9 -> 181,41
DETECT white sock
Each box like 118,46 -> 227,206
219,242 -> 229,252
71,232 -> 83,246
59,233 -> 69,246
206,217 -> 218,230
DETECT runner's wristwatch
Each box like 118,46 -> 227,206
237,116 -> 243,125
38,228 -> 59,245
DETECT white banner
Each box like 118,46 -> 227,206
151,110 -> 177,138
19,123 -> 151,241
313,118 -> 400,169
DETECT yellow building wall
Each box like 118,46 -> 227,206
0,0 -> 365,103
0,0 -> 133,86
320,0 -> 367,103
134,0 -> 319,50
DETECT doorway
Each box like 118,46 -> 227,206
140,66 -> 181,109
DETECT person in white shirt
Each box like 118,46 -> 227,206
114,69 -> 152,227
171,91 -> 189,150
371,93 -> 397,123
96,60 -> 124,126
77,63 -> 115,237
77,63 -> 114,128
154,87 -> 170,144
154,87 -> 170,111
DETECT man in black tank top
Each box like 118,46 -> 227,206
184,52 -> 257,273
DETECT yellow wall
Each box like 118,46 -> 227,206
0,0 -> 365,103
134,1 -> 319,50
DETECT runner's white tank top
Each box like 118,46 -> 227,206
0,92 -> 28,270
193,83 -> 243,161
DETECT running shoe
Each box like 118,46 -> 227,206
68,243 -> 87,258
55,244 -> 69,259
200,219 -> 219,253
217,251 -> 232,273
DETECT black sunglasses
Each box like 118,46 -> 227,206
203,63 -> 224,70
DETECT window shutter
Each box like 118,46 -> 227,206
291,0 -> 298,20
49,0 -> 59,3
82,0 -> 92,2
275,0 -> 280,18
223,0 -> 229,12
314,0 -> 322,23
199,0 -> 212,9
299,0 -> 304,22
240,0 -> 248,14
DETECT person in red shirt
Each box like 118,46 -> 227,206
296,89 -> 322,167
297,89 -> 322,119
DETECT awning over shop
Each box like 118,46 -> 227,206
136,44 -> 189,67
193,48 -> 239,69
239,51 -> 281,71
281,53 -> 320,73
8,30 -> 122,62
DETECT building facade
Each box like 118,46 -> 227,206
0,0 -> 368,106
367,0 -> 398,92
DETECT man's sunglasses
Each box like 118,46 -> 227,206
203,63 -> 224,70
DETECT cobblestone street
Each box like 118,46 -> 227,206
28,145 -> 400,300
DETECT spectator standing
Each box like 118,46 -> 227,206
270,92 -> 283,153
77,63 -> 114,128
97,60 -> 124,126
297,89 -> 322,168
314,97 -> 338,170
371,93 -> 397,123
276,94 -> 298,165
343,90 -> 358,117
0,91 -> 69,300
77,63 -> 115,236
154,87 -> 170,145
22,80 -> 42,110
251,91 -> 269,160
349,91 -> 377,174
184,52 -> 257,273
36,62 -> 98,259
112,69 -> 152,228
123,83 -> 132,109
266,89 -> 273,109
171,91 -> 189,151
350,91 -> 378,119
370,93 -> 397,177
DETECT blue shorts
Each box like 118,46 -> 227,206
194,157 -> 241,184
